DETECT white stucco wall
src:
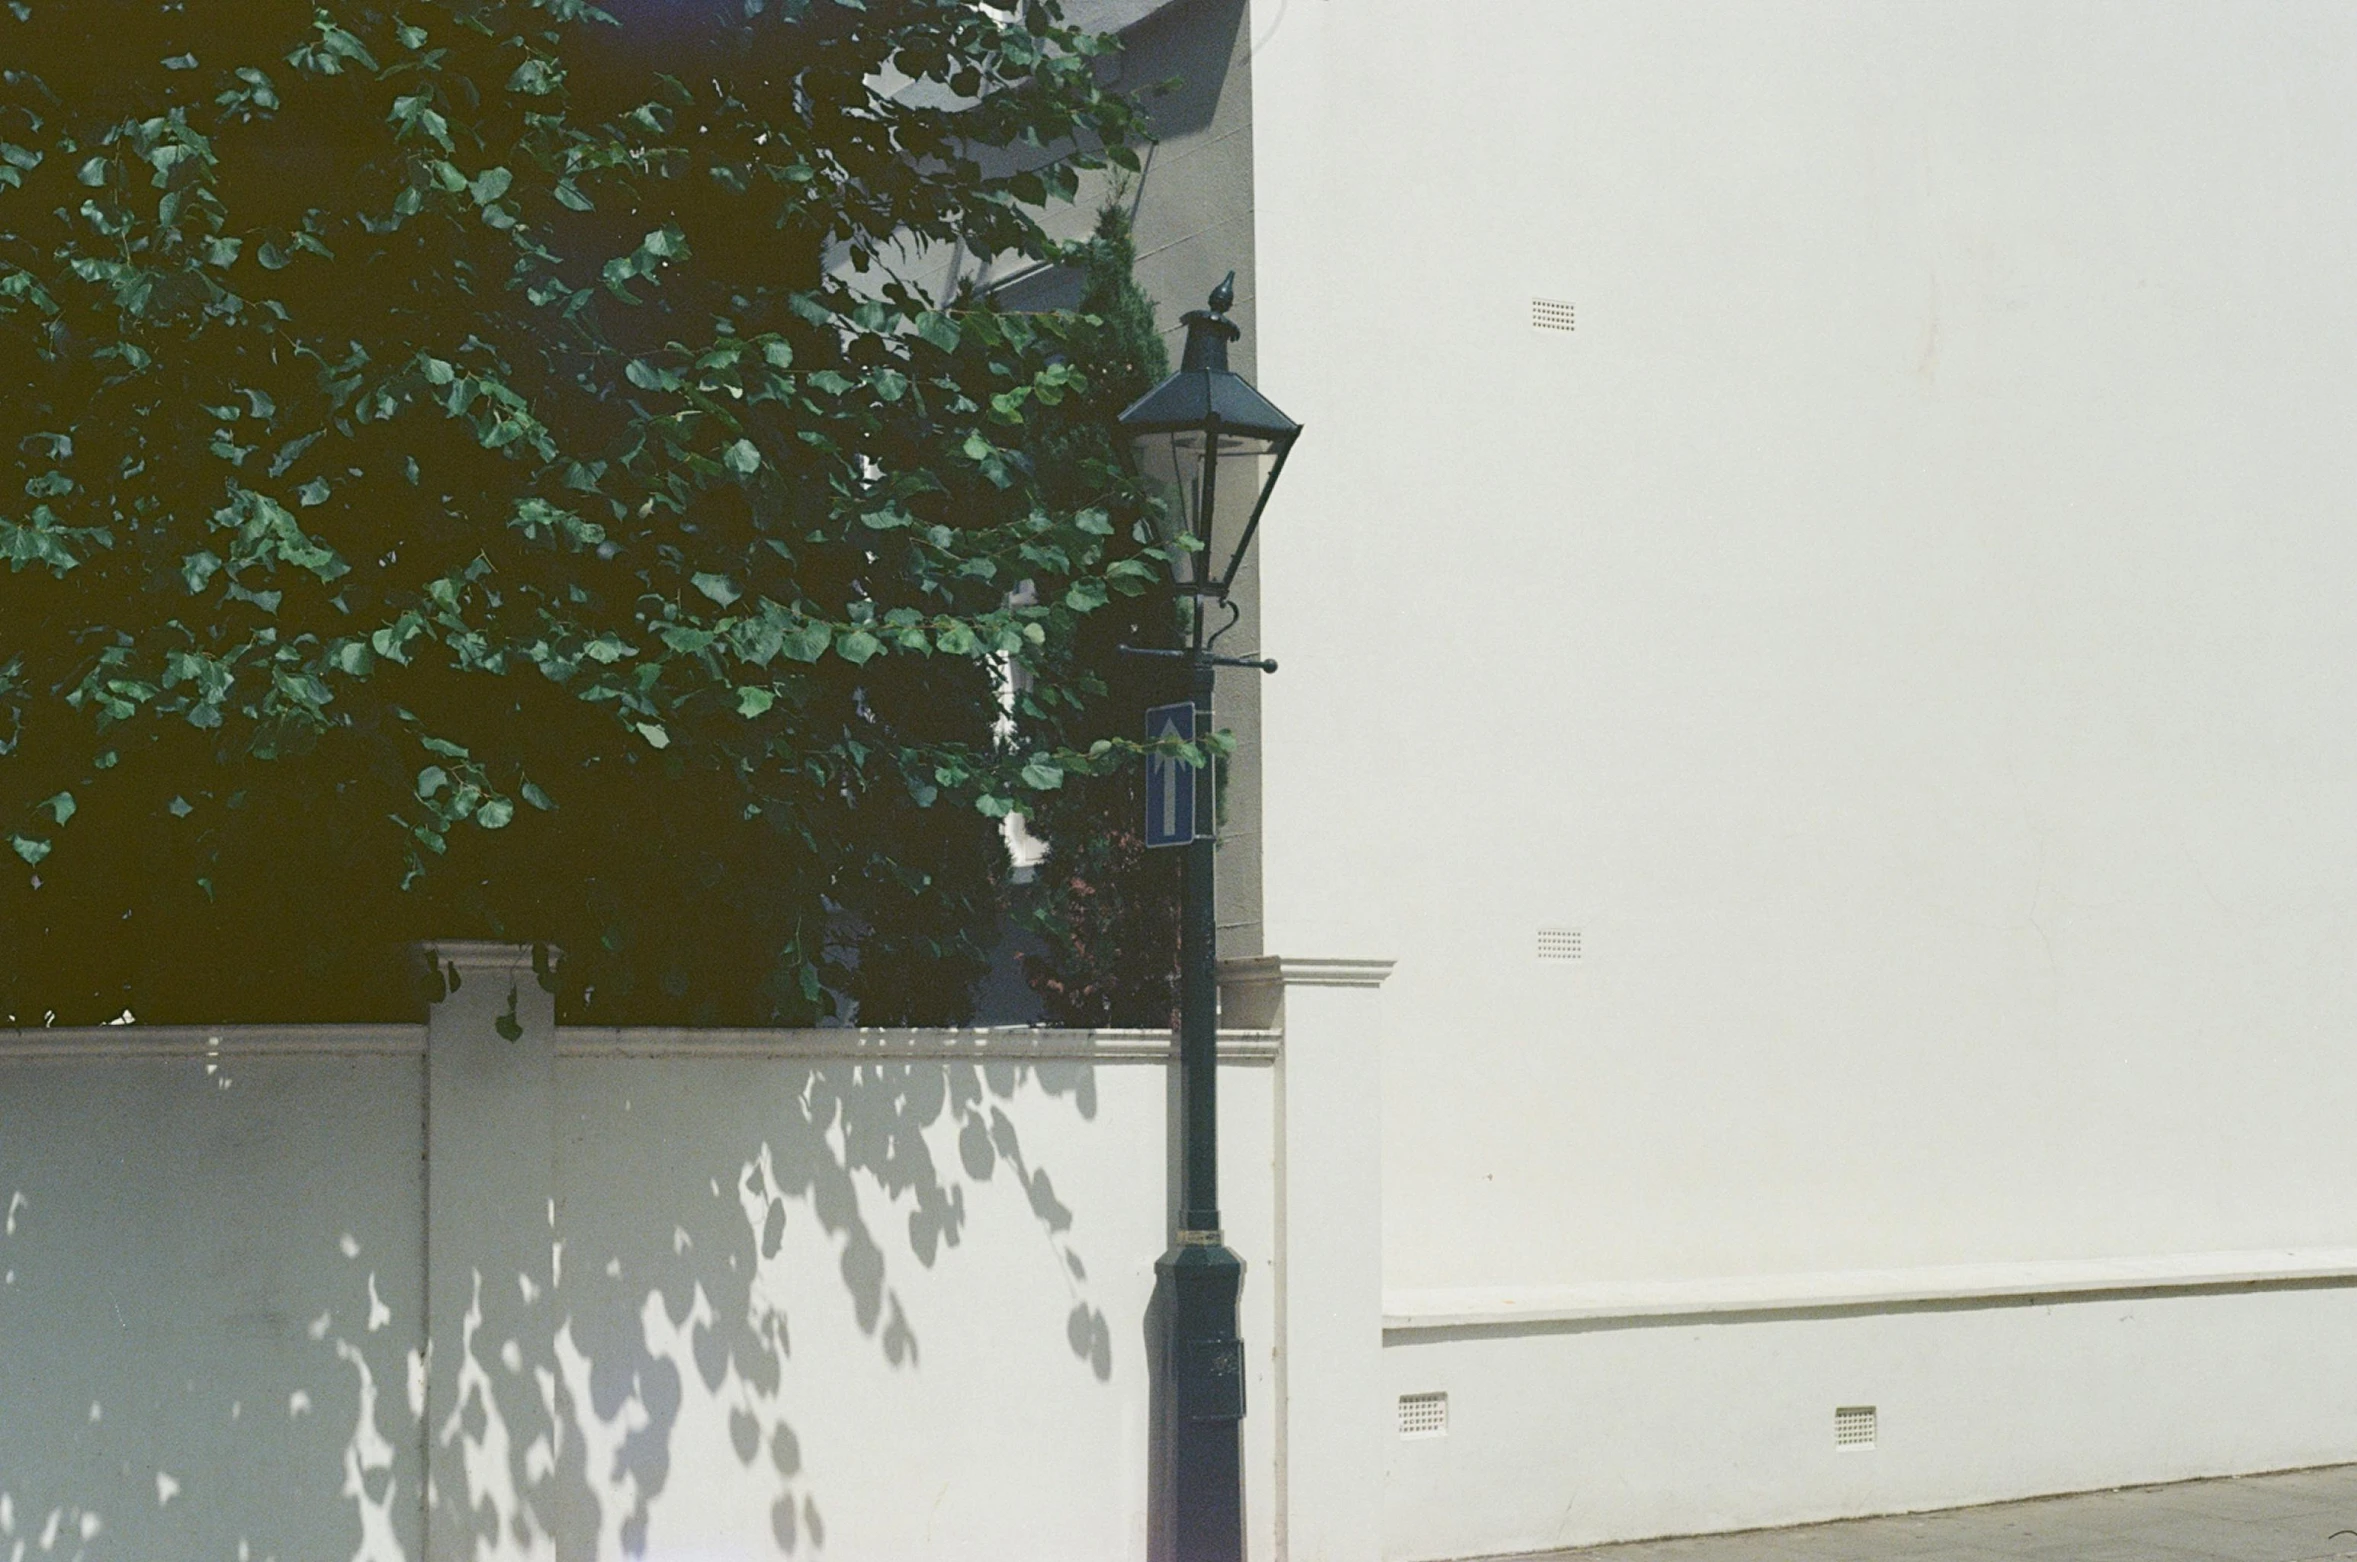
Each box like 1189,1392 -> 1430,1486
1384,1282 -> 2357,1559
0,1034 -> 427,1562
1244,1 -> 2357,1549
0,996 -> 1297,1562
1249,0 -> 2357,1299
540,1040 -> 1276,1562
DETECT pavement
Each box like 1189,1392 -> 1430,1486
1531,1465 -> 2357,1562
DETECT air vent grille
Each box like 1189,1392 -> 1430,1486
1835,1405 -> 1877,1450
1537,927 -> 1582,962
1531,298 -> 1576,333
1398,1392 -> 1448,1439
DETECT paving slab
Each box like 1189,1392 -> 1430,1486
1520,1465 -> 2357,1562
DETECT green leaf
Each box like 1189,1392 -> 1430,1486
10,836 -> 48,866
835,628 -> 882,665
39,792 -> 74,825
181,551 -> 221,593
520,781 -> 555,812
781,623 -> 831,663
296,477 -> 330,507
692,571 -> 741,606
1020,757 -> 1065,791
469,166 -> 512,204
722,439 -> 761,475
916,311 -> 962,353
634,721 -> 670,749
736,686 -> 775,718
476,797 -> 514,830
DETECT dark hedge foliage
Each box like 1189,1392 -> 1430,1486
1011,203 -> 1184,1029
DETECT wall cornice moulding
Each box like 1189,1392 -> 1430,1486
1219,956 -> 1398,989
1384,1249 -> 2357,1335
0,1025 -> 427,1060
555,1027 -> 1279,1063
0,1024 -> 1281,1064
1218,955 -> 1395,1027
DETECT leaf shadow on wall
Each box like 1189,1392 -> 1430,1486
456,1051 -> 1118,1558
0,1045 -> 1116,1561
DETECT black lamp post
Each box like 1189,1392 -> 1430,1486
1118,272 -> 1299,1562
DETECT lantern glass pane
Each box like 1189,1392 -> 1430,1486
1128,428 -> 1281,591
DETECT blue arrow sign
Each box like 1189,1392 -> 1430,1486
1144,700 -> 1197,850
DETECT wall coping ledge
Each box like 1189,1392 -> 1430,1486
557,1026 -> 1279,1062
1219,956 -> 1397,989
416,939 -> 550,970
1383,1248 -> 2357,1333
0,1023 -> 1279,1063
0,1024 -> 426,1059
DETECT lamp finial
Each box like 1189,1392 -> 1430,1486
1178,270 -> 1242,374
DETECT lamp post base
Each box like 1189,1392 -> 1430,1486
1157,1238 -> 1247,1562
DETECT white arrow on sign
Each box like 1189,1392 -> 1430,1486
1145,701 -> 1196,849
1154,709 -> 1186,840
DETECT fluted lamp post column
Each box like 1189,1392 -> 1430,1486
1118,273 -> 1300,1562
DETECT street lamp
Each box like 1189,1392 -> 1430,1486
1118,272 -> 1299,1562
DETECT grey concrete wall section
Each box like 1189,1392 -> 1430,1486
1063,0 -> 1188,37
1126,0 -> 1268,965
1039,0 -> 1270,962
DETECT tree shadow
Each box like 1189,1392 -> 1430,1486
0,1032 -> 1125,1560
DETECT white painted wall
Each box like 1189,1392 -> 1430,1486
0,1034 -> 426,1562
1385,1284 -> 2357,1559
0,944 -> 1394,1562
1249,0 -> 2357,1304
539,1038 -> 1276,1562
1241,0 -> 2357,1549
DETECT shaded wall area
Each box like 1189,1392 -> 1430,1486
0,958 -> 1286,1562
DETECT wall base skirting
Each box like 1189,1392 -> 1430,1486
1384,1248 -> 2357,1334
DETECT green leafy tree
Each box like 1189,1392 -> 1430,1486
0,0 -> 1167,1025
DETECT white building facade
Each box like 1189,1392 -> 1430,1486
1221,1 -> 2357,1555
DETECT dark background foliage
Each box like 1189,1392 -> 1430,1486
1010,204 -> 1185,1030
0,0 -> 1177,1026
